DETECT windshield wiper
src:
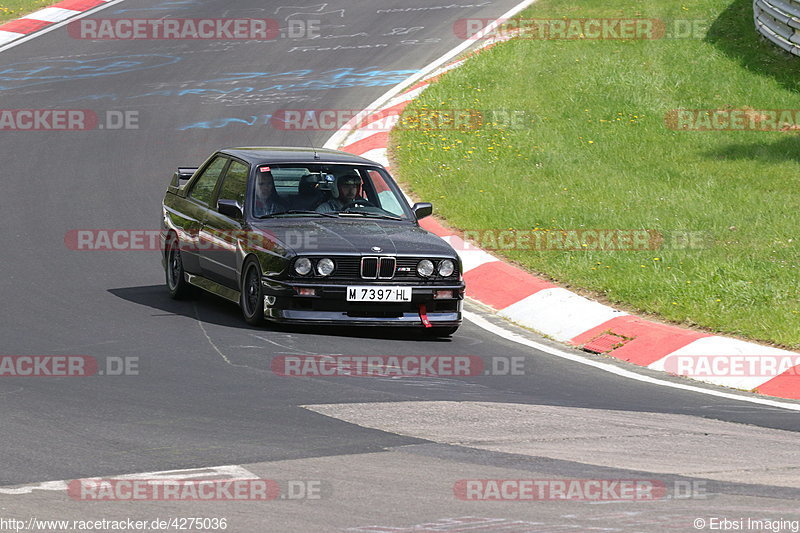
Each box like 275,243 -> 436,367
257,210 -> 340,219
338,212 -> 403,221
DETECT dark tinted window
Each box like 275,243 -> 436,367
190,157 -> 227,205
218,160 -> 249,208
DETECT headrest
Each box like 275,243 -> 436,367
298,174 -> 318,196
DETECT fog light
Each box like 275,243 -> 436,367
264,295 -> 276,314
296,288 -> 317,296
434,290 -> 453,299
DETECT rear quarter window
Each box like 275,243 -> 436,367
189,156 -> 228,205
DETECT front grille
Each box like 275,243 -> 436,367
379,257 -> 396,279
395,258 -> 419,278
361,256 -> 396,279
361,257 -> 378,279
332,258 -> 360,278
290,256 -> 459,281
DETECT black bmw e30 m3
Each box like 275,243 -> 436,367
160,147 -> 465,336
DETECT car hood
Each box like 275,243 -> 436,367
250,218 -> 456,257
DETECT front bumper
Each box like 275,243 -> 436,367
261,278 -> 464,327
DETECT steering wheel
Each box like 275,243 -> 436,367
342,198 -> 376,209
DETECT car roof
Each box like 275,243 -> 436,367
219,147 -> 382,166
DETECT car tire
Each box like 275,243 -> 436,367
424,326 -> 459,338
166,236 -> 193,300
241,259 -> 265,326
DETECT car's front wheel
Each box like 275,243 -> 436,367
241,259 -> 265,325
166,236 -> 193,299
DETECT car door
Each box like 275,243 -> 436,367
182,155 -> 230,274
199,158 -> 250,289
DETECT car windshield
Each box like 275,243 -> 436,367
251,164 -> 411,220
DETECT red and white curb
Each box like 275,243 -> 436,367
0,0 -> 118,51
324,17 -> 800,402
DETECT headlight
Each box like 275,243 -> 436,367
417,259 -> 434,277
438,259 -> 455,277
294,257 -> 312,276
316,258 -> 335,276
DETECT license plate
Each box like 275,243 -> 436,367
347,286 -> 411,302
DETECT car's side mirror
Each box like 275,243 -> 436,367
171,167 -> 197,188
412,202 -> 433,220
218,199 -> 243,219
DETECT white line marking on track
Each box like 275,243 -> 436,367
193,303 -> 252,368
251,334 -> 320,355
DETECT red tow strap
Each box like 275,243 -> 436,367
419,303 -> 432,328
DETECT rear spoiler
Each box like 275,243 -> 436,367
167,167 -> 199,194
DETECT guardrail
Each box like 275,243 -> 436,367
754,0 -> 800,55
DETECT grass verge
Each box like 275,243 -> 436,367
390,0 -> 800,348
0,0 -> 52,23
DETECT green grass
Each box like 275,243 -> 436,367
0,0 -> 52,22
390,0 -> 800,348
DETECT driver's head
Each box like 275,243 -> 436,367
338,173 -> 361,202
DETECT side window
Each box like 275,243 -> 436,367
218,160 -> 249,208
189,157 -> 227,205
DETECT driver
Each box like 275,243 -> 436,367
316,172 -> 364,213
253,166 -> 288,217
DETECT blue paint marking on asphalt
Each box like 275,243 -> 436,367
201,68 -> 410,84
62,67 -> 419,103
178,114 -> 273,130
173,67 -> 421,130
0,55 -> 182,91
